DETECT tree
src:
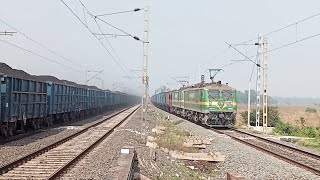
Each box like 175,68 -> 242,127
240,106 -> 280,127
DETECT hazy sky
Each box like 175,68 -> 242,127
0,1 -> 320,97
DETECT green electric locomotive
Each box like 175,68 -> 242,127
170,81 -> 237,127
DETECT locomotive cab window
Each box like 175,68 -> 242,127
222,90 -> 232,100
208,90 -> 219,100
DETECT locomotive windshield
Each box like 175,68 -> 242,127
208,90 -> 219,100
208,89 -> 233,100
222,90 -> 233,100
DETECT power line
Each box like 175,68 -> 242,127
78,0 -> 142,82
225,42 -> 260,67
78,2 -> 136,39
267,32 -> 320,53
0,19 -> 83,68
93,18 -> 142,79
239,11 -> 320,45
86,70 -> 104,83
60,0 -> 129,75
220,60 -> 244,69
95,8 -> 141,17
93,16 -> 136,39
93,33 -> 130,37
79,1 -> 142,79
0,39 -> 81,72
223,31 -> 320,68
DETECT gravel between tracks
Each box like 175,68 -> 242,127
60,108 -> 146,179
0,110 -> 118,167
153,106 -> 320,180
60,106 -> 174,179
59,104 -> 320,179
13,104 -> 319,179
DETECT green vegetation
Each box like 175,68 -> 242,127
297,139 -> 320,151
155,120 -> 194,152
150,112 -> 218,179
305,107 -> 317,113
272,121 -> 320,151
240,106 -> 280,127
273,121 -> 320,138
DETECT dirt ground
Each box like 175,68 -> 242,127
236,104 -> 320,127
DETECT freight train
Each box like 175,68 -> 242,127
151,81 -> 237,127
0,64 -> 140,137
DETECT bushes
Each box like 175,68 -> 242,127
273,121 -> 320,138
305,107 -> 317,113
240,106 -> 280,127
273,121 -> 296,135
298,139 -> 320,151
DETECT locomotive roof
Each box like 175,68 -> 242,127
171,82 -> 234,92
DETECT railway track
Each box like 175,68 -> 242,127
212,128 -> 320,176
0,107 -> 127,145
0,105 -> 140,180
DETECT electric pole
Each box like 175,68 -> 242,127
262,37 -> 268,133
256,35 -> 262,127
141,6 -> 149,137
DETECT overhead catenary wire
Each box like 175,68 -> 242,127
94,17 -> 134,38
267,32 -> 320,53
220,31 -> 320,70
95,9 -> 141,17
239,11 -> 320,45
79,1 -> 142,79
89,11 -> 144,42
93,18 -> 142,79
60,0 -> 129,75
0,19 -> 83,69
245,32 -> 320,60
225,41 -> 260,67
86,70 -> 104,83
0,39 -> 81,72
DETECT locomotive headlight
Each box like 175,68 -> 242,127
218,102 -> 224,107
226,101 -> 232,106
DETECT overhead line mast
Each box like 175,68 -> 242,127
141,6 -> 149,136
256,35 -> 262,127
262,37 -> 268,133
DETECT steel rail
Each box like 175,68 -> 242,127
0,108 -> 121,145
48,106 -> 140,179
213,129 -> 320,176
0,106 -> 136,175
232,128 -> 320,161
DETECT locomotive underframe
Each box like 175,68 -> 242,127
153,103 -> 236,128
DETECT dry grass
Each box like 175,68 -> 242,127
155,120 -> 198,153
236,104 -> 320,128
154,160 -> 217,180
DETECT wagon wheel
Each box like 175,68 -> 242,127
8,125 -> 14,136
43,118 -> 49,127
65,114 -> 69,122
49,117 -> 54,126
37,119 -> 42,129
2,125 -> 8,138
22,113 -> 27,133
22,122 -> 27,133
31,120 -> 37,130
